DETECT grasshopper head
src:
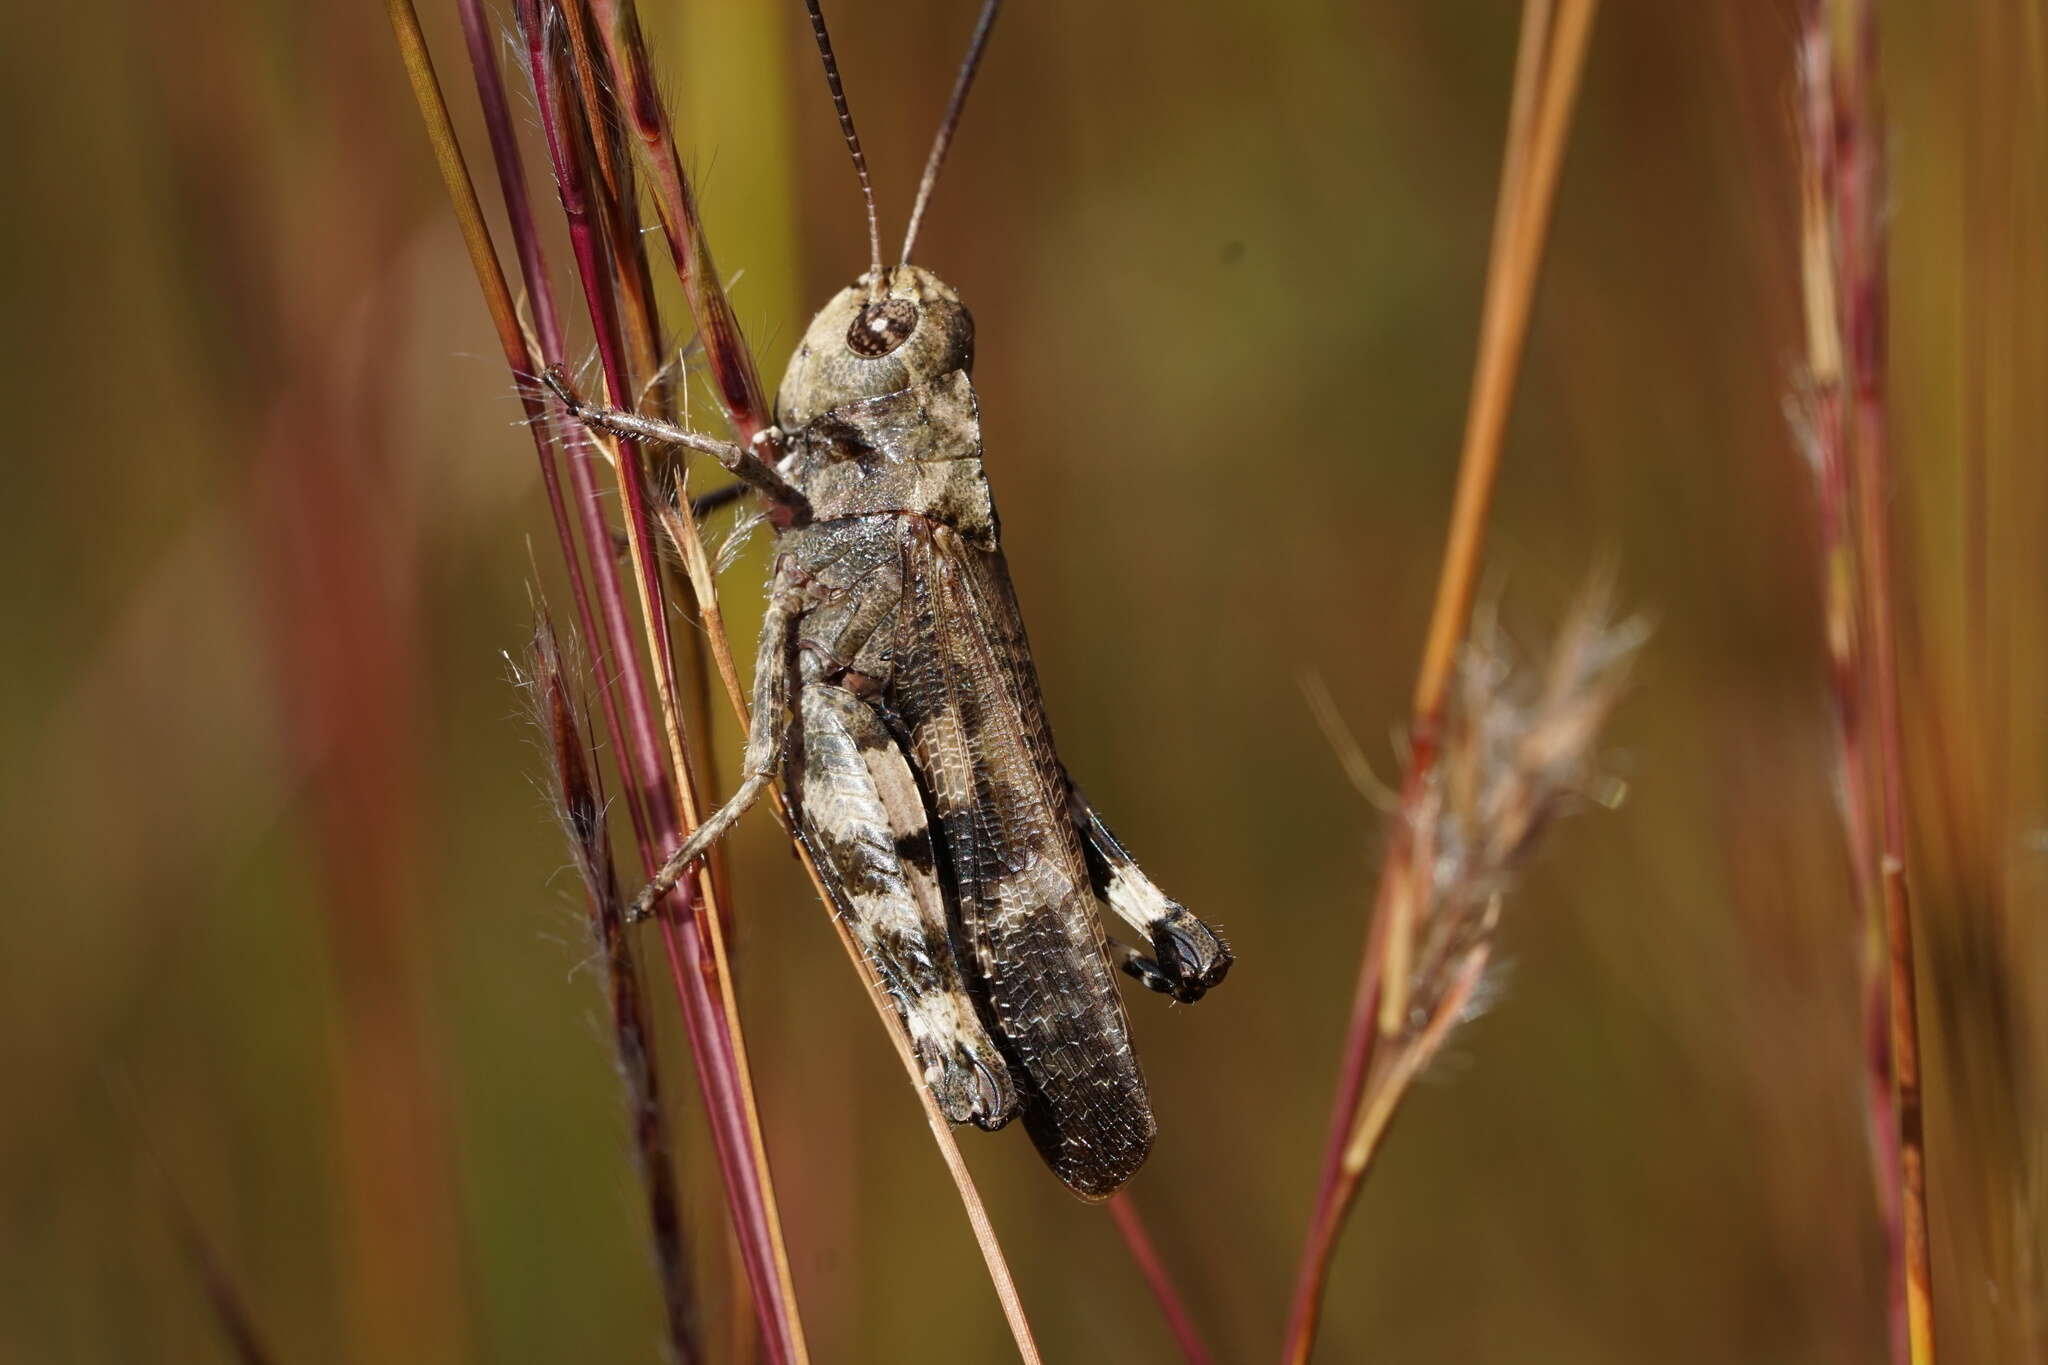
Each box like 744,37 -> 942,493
777,265 -> 975,428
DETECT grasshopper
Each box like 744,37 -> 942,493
544,0 -> 1230,1199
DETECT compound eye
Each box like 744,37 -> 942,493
847,297 -> 918,358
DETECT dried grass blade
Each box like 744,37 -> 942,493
385,0 -> 525,368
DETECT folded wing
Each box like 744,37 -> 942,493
894,517 -> 1154,1198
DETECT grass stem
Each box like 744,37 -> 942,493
1798,4 -> 1936,1359
1281,3 -> 1599,1359
1108,1194 -> 1214,1365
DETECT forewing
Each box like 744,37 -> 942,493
896,519 -> 1153,1198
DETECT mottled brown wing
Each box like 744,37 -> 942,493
893,517 -> 1154,1198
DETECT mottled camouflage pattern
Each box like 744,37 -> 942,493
770,268 -> 1228,1196
564,266 -> 1230,1198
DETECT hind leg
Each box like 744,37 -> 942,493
1066,778 -> 1233,1004
797,682 -> 1019,1129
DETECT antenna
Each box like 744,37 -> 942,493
802,0 -> 884,290
900,0 -> 1003,264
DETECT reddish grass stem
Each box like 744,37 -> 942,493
578,2 -> 1045,1356
1108,1195 -> 1214,1365
387,1 -> 807,1358
1795,10 -> 1901,1360
449,18 -> 708,1348
404,1 -> 1052,1355
530,620 -> 700,1362
584,0 -> 778,445
169,1200 -> 279,1365
1797,4 -> 1936,1361
519,8 -> 807,1358
451,0 -> 651,856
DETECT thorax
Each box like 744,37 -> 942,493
780,369 -> 999,551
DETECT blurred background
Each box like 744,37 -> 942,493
4,1 -> 2043,1360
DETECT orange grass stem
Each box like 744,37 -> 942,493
1281,2 -> 1598,1360
1410,0 -> 1598,731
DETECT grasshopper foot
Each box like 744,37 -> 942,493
911,1020 -> 1019,1130
1119,951 -> 1179,997
1142,907 -> 1233,1004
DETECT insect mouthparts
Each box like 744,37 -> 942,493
847,297 -> 919,358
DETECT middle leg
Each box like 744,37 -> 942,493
629,564 -> 802,922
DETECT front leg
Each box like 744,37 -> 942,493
541,366 -> 807,515
629,567 -> 802,922
1067,778 -> 1233,1004
796,681 -> 1019,1130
